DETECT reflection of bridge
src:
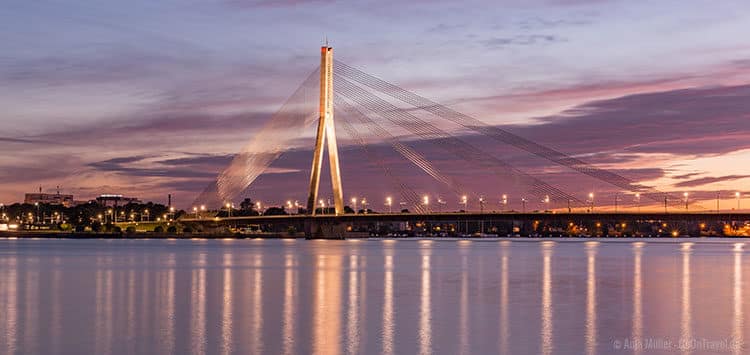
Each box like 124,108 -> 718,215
191,46 -> 747,238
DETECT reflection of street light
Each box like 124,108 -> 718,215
385,196 -> 393,213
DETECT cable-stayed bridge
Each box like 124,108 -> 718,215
186,46 -> 748,238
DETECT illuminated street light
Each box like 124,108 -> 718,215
588,192 -> 595,213
501,194 -> 508,211
543,195 -> 550,211
437,197 -> 446,213
225,203 -> 232,218
521,197 -> 527,213
385,196 -> 393,213
479,196 -> 485,213
193,206 -> 198,219
635,193 -> 641,212
737,192 -> 742,211
461,195 -> 468,212
683,192 -> 689,211
351,197 -> 358,214
423,195 -> 430,213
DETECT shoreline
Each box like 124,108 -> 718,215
1,231 -> 748,242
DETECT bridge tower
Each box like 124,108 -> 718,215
307,46 -> 345,215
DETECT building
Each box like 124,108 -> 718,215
24,192 -> 75,207
96,194 -> 142,207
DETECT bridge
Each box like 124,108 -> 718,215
186,46 -> 749,238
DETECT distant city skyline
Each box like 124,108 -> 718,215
2,0 -> 750,209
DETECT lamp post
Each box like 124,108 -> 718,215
479,196 -> 485,213
386,196 -> 393,213
521,197 -> 527,213
225,203 -> 232,218
683,192 -> 689,211
351,197 -> 358,214
635,193 -> 641,213
501,194 -> 508,212
543,195 -> 550,211
361,198 -> 368,214
588,192 -> 594,213
437,198 -> 445,213
193,206 -> 199,219
737,192 -> 742,211
423,195 -> 430,213
461,195 -> 468,212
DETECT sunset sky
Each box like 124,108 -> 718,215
2,0 -> 750,211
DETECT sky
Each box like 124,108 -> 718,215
1,0 -> 750,211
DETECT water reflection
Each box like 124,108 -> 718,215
2,239 -> 750,355
541,242 -> 554,355
584,242 -> 598,355
252,255 -> 264,355
191,253 -> 207,355
282,253 -> 296,355
733,243 -> 744,355
680,243 -> 693,355
1,256 -> 18,353
499,244 -> 509,355
313,254 -> 342,355
459,255 -> 469,354
419,252 -> 432,355
347,255 -> 360,354
24,257 -> 40,354
221,253 -> 233,355
632,242 -> 644,355
382,253 -> 394,355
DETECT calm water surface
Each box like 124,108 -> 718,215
0,238 -> 747,354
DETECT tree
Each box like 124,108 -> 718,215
263,206 -> 287,216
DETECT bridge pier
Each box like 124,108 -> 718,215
304,219 -> 346,239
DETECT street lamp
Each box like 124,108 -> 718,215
225,203 -> 232,218
588,192 -> 595,213
479,196 -> 485,213
193,206 -> 198,219
737,192 -> 742,211
683,192 -> 689,211
501,194 -> 508,211
351,197 -> 358,214
635,193 -> 641,212
386,196 -> 393,213
361,198 -> 368,214
521,197 -> 527,213
423,195 -> 430,213
543,195 -> 550,211
461,195 -> 468,212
